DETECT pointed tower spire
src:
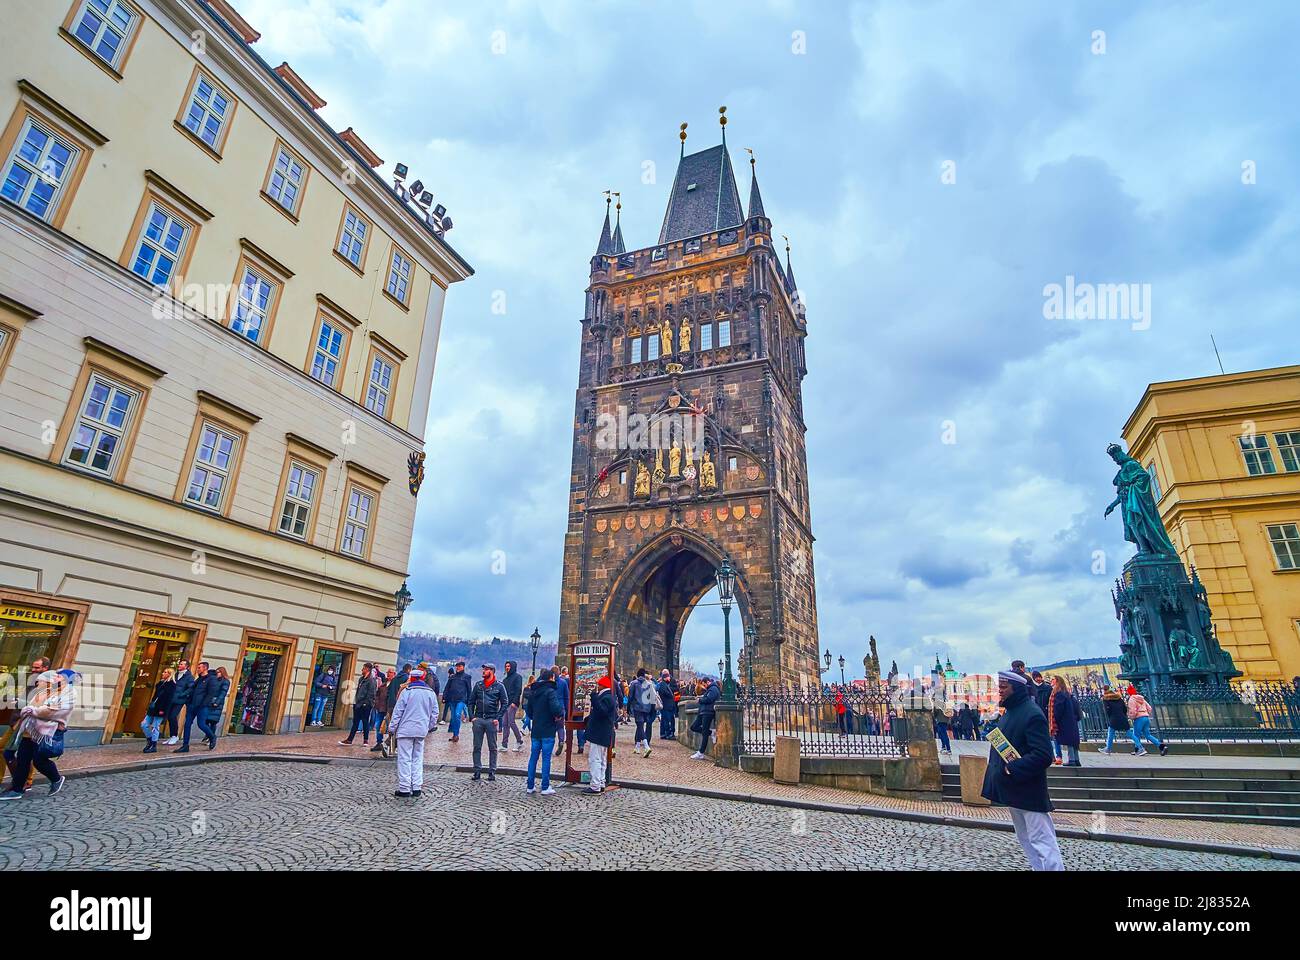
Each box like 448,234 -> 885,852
745,148 -> 766,220
595,191 -> 615,256
611,192 -> 625,254
782,235 -> 798,293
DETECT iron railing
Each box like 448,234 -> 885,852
1073,681 -> 1299,743
740,687 -> 907,758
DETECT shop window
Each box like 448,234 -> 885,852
116,621 -> 193,737
0,600 -> 76,735
231,636 -> 292,735
307,648 -> 347,727
175,68 -> 236,158
63,372 -> 139,477
262,140 -> 308,219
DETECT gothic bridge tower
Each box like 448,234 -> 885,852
557,113 -> 820,689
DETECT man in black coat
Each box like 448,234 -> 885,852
175,662 -> 215,753
467,663 -> 509,781
656,670 -> 678,741
444,661 -> 471,742
584,675 -> 618,794
500,660 -> 525,752
1030,670 -> 1052,713
981,671 -> 1063,870
167,659 -> 195,745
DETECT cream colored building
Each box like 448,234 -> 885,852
0,0 -> 472,744
1122,365 -> 1300,681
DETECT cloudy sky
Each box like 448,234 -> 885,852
237,0 -> 1298,679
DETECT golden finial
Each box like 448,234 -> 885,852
679,122 -> 688,142
613,190 -> 621,213
719,105 -> 728,127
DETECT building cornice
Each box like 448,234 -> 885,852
1122,365 -> 1300,439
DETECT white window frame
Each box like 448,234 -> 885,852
130,202 -> 189,287
1266,523 -> 1300,571
1239,435 -> 1277,476
70,0 -> 137,70
1274,431 -> 1300,473
278,461 -> 318,540
182,72 -> 232,150
1,117 -> 78,223
231,265 -> 274,345
310,319 -> 345,388
365,352 -> 395,418
63,372 -> 138,477
340,486 -> 374,558
385,249 -> 413,304
337,207 -> 368,268
266,144 -> 305,213
1146,462 -> 1162,501
184,421 -> 239,513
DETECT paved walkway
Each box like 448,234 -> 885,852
28,723 -> 1300,854
1,760 -> 1294,871
944,738 -> 1300,768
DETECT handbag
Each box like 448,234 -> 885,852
36,728 -> 65,760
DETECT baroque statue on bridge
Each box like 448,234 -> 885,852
1103,442 -> 1177,556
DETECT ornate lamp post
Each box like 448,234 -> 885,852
529,627 -> 541,675
839,655 -> 846,687
715,557 -> 737,701
384,581 -> 413,628
744,624 -> 757,690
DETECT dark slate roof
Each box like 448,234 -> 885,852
612,218 -> 626,254
747,168 -> 766,220
784,248 -> 798,293
595,207 -> 615,255
658,144 -> 744,244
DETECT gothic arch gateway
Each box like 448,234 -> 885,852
557,125 -> 822,689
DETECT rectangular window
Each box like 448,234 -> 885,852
180,71 -> 233,153
630,337 -> 642,364
336,206 -> 369,269
365,352 -> 395,418
647,333 -> 659,361
1267,523 -> 1300,570
385,249 -> 413,305
1,118 -> 77,223
1275,431 -> 1300,473
278,461 -> 318,539
63,372 -> 137,476
231,266 -> 275,345
310,319 -> 346,388
1240,435 -> 1277,475
1146,462 -> 1161,501
184,422 -> 239,512
728,456 -> 738,472
340,486 -> 374,557
718,319 -> 731,347
129,202 -> 189,286
700,323 -> 713,351
264,143 -> 306,215
69,0 -> 136,71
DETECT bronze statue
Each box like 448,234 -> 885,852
1104,443 -> 1177,556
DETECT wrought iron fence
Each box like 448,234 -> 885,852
1074,681 -> 1299,743
740,687 -> 907,757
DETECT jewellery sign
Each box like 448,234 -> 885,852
565,641 -> 617,785
0,604 -> 70,628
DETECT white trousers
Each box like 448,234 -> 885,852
1009,808 -> 1064,871
397,736 -> 425,792
588,743 -> 609,789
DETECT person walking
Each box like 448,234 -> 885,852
629,668 -> 660,757
205,667 -> 231,750
656,670 -> 678,740
1046,677 -> 1081,766
340,663 -> 379,745
141,668 -> 176,753
931,699 -> 952,754
309,665 -> 338,727
520,674 -> 535,733
1030,670 -> 1052,715
166,659 -> 194,745
443,661 -> 471,743
1097,685 -> 1130,754
500,660 -> 525,753
1126,685 -> 1168,756
388,667 -> 439,798
371,668 -> 390,746
467,662 -> 509,781
524,668 -> 563,795
553,665 -> 570,758
981,670 -> 1063,871
376,665 -> 408,755
690,675 -> 721,760
584,674 -> 618,794
1,669 -> 74,800
175,662 -> 215,753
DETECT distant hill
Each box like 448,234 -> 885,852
398,632 -> 558,673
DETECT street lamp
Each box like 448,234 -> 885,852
839,655 -> 846,687
744,624 -> 757,690
823,649 -> 832,672
384,581 -> 413,628
716,557 -> 737,701
529,627 -> 541,674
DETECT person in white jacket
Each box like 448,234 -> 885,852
2,670 -> 75,800
387,668 -> 439,798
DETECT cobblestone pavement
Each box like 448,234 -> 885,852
0,761 -> 1294,871
41,726 -> 1300,852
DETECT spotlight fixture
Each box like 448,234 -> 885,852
393,163 -> 409,180
410,179 -> 424,196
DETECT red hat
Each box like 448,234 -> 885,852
596,675 -> 612,689
1126,685 -> 1138,696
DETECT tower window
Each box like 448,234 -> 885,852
700,323 -> 713,351
647,333 -> 659,361
718,319 -> 731,347
630,337 -> 642,364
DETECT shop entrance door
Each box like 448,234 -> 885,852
229,639 -> 289,735
117,626 -> 192,737
306,648 -> 349,728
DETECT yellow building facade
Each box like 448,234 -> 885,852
0,0 -> 472,744
1122,365 -> 1300,681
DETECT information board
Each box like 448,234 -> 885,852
565,641 -> 616,785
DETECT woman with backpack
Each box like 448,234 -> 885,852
630,668 -> 661,757
1097,685 -> 1130,754
141,668 -> 176,753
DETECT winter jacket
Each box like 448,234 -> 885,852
1127,694 -> 1153,720
656,679 -> 678,714
525,679 -> 564,739
207,676 -> 231,714
147,679 -> 176,718
1102,692 -> 1130,731
584,687 -> 618,748
188,672 -> 216,713
1032,682 -> 1052,714
354,673 -> 379,710
630,676 -> 659,715
172,670 -> 196,707
503,662 -> 524,707
313,671 -> 338,697
468,678 -> 509,721
556,675 -> 570,716
1047,689 -> 1080,748
980,685 -> 1054,813
373,678 -> 389,714
697,681 -> 721,718
443,670 -> 472,704
17,683 -> 75,741
389,680 -> 439,738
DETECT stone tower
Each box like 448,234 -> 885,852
556,116 -> 821,689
